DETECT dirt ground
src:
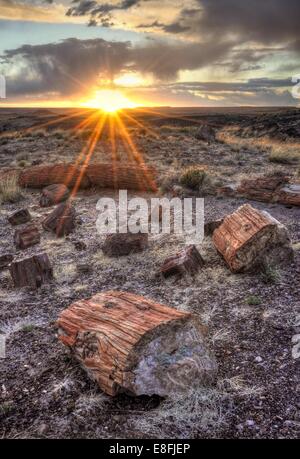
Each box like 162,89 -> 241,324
0,107 -> 299,439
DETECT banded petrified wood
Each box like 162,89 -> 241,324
213,204 -> 293,272
9,253 -> 53,288
57,291 -> 217,396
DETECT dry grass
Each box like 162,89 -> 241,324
218,128 -> 300,165
131,386 -> 225,439
0,172 -> 23,204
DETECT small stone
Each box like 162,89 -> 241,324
73,240 -> 87,251
245,420 -> 255,427
255,356 -> 263,363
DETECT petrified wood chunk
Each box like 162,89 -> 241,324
161,245 -> 204,278
102,233 -> 148,257
43,201 -> 75,237
8,208 -> 31,226
213,204 -> 293,273
0,254 -> 13,270
233,173 -> 291,203
14,224 -> 40,250
276,184 -> 300,207
57,291 -> 217,396
39,184 -> 70,207
9,253 -> 53,288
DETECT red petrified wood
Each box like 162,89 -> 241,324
161,245 -> 205,278
14,224 -> 40,250
213,204 -> 293,272
9,253 -> 53,288
57,291 -> 217,396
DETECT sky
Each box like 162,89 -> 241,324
0,0 -> 299,107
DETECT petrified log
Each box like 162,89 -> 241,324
43,201 -> 75,237
39,184 -> 70,207
19,164 -> 90,189
102,233 -> 148,257
213,204 -> 293,272
57,291 -> 217,396
15,163 -> 157,192
276,184 -> 300,207
161,245 -> 204,278
85,163 -> 157,192
9,253 -> 53,288
0,254 -> 13,270
14,224 -> 40,250
8,208 -> 31,226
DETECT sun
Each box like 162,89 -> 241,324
82,89 -> 138,113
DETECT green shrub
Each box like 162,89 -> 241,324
180,167 -> 209,190
245,295 -> 261,306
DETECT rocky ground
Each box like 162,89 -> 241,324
0,107 -> 299,439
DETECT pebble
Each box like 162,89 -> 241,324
255,356 -> 263,363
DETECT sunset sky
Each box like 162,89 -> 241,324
0,0 -> 299,107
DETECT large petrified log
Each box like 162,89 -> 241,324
57,291 -> 217,396
43,201 -> 75,237
14,224 -> 40,250
102,233 -> 148,257
161,245 -> 204,278
18,164 -> 90,189
9,253 -> 53,288
213,204 -> 293,272
39,184 -> 70,207
11,163 -> 157,192
8,208 -> 31,226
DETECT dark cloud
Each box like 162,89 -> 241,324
1,36 -> 234,96
66,0 -> 141,26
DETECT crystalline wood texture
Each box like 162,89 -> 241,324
212,203 -> 293,272
57,291 -> 217,397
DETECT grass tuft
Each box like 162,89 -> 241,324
0,172 -> 23,204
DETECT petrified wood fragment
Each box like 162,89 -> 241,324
57,291 -> 217,396
14,224 -> 40,250
39,184 -> 70,207
102,233 -> 148,257
213,204 -> 293,272
161,245 -> 204,278
43,201 -> 75,237
8,208 -> 31,226
9,253 -> 53,288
